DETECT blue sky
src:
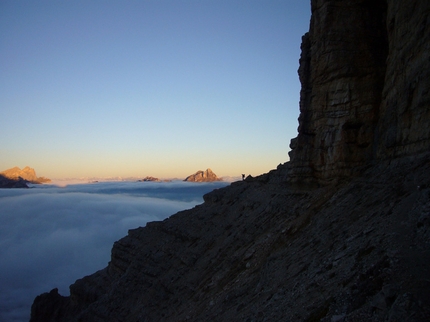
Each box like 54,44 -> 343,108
0,0 -> 311,179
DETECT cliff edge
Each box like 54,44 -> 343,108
30,1 -> 430,321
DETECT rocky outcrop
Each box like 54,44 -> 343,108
184,168 -> 221,182
30,1 -> 430,321
0,166 -> 51,184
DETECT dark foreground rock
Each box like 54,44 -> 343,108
30,155 -> 430,321
30,0 -> 430,321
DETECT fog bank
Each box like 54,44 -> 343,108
0,181 -> 228,322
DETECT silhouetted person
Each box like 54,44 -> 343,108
242,174 -> 245,181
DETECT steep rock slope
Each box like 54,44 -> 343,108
31,1 -> 430,321
31,157 -> 430,322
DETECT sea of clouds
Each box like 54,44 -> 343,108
0,180 -> 229,322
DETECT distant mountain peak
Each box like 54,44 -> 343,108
0,166 -> 51,184
184,168 -> 222,182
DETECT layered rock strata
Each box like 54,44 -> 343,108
31,1 -> 430,321
288,0 -> 430,183
376,1 -> 430,159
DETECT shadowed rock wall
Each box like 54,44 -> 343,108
288,0 -> 429,183
377,1 -> 430,159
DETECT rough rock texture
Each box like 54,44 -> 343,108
31,1 -> 430,321
0,166 -> 51,184
376,1 -> 430,160
288,0 -> 430,184
32,156 -> 430,321
184,168 -> 221,182
31,157 -> 430,322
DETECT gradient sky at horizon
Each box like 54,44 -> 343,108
1,0 -> 311,179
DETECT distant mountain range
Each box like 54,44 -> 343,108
0,166 -> 235,188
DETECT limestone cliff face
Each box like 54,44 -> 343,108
288,0 -> 429,183
30,1 -> 430,321
376,1 -> 430,159
184,168 -> 221,182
